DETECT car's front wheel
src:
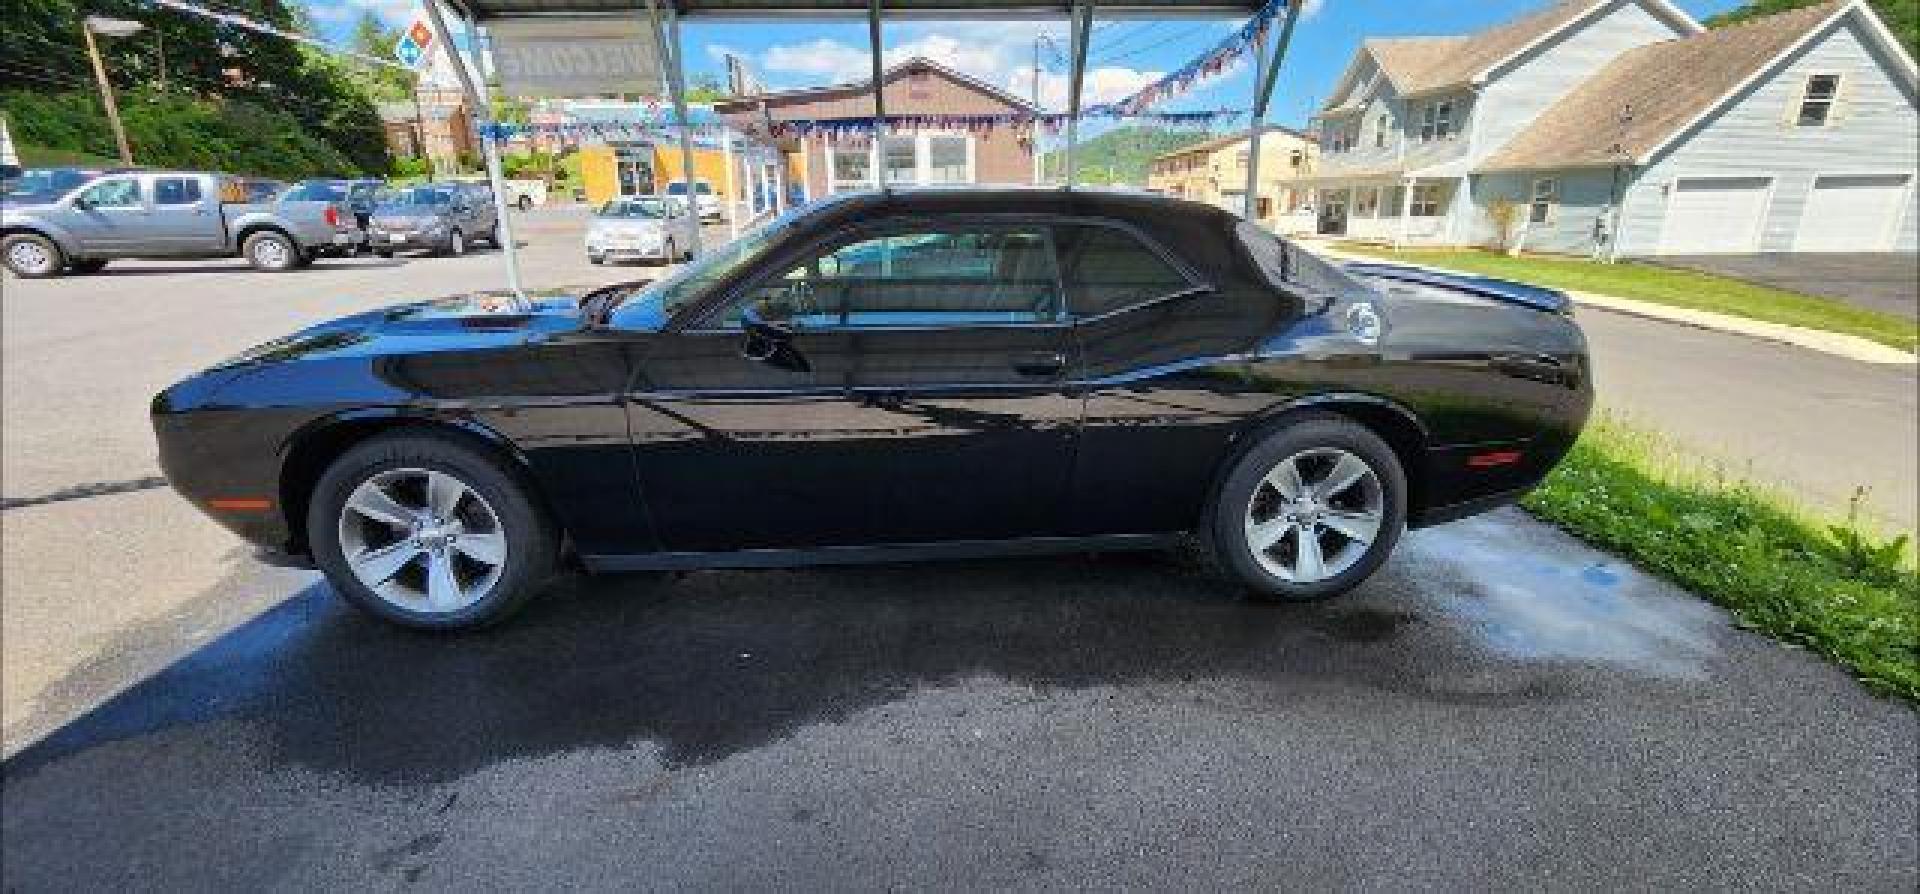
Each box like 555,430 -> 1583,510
3,234 -> 66,278
308,431 -> 558,630
1204,414 -> 1406,602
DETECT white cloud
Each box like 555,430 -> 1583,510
1008,65 -> 1165,109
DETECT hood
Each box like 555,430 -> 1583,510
210,290 -> 589,370
589,217 -> 666,234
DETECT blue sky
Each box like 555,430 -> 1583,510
307,0 -> 1747,127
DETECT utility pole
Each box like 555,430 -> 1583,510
81,16 -> 144,165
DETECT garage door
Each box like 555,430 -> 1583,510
1660,177 -> 1771,254
1794,174 -> 1912,252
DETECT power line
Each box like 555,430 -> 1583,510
1093,24 -> 1213,64
145,0 -> 411,70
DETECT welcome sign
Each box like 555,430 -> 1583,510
488,18 -> 664,98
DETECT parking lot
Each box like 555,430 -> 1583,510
2,207 -> 1915,888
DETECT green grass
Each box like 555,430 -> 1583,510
17,143 -> 121,167
1522,416 -> 1918,701
1336,244 -> 1918,353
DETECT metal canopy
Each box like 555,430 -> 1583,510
436,0 -> 1300,312
454,0 -> 1266,20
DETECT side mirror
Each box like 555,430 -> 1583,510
72,195 -> 93,210
739,305 -> 809,372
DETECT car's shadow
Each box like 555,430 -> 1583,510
3,550 -> 1511,784
81,259 -> 412,276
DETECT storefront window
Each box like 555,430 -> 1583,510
927,136 -> 968,183
884,137 -> 918,184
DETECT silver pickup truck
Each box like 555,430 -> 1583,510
1,170 -> 363,278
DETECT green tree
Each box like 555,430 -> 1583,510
1041,126 -> 1214,185
1705,0 -> 1917,59
686,73 -> 731,103
346,10 -> 415,103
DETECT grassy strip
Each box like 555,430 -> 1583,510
1336,244 -> 1917,352
1521,417 -> 1918,701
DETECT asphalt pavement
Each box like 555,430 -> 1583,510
1647,253 -> 1920,321
1,207 -> 1915,888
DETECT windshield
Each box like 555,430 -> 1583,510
596,198 -> 668,219
607,203 -> 822,330
664,182 -> 711,196
378,186 -> 454,208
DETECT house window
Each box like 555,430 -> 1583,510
1419,100 -> 1455,142
1410,183 -> 1446,217
1374,113 -> 1390,148
926,136 -> 969,183
1529,178 -> 1558,224
1290,150 -> 1304,169
883,137 -> 918,184
1357,186 -> 1380,216
829,142 -> 872,192
1797,73 -> 1841,126
1236,149 -> 1251,168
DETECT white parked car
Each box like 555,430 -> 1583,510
450,176 -> 549,211
663,179 -> 722,221
584,196 -> 699,265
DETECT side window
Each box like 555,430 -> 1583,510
1054,224 -> 1195,319
718,226 -> 1061,329
77,178 -> 142,208
154,178 -> 203,206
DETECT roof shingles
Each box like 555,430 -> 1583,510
1480,0 -> 1848,170
1363,0 -> 1607,96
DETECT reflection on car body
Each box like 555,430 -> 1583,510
153,188 -> 1593,630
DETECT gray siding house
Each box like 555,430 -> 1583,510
1308,0 -> 1917,257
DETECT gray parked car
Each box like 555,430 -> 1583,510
0,170 -> 362,278
368,183 -> 499,258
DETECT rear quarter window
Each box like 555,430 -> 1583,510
1055,224 -> 1197,319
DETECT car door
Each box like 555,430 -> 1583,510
146,176 -> 224,254
627,219 -> 1082,553
63,176 -> 148,252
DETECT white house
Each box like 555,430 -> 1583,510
1308,0 -> 1917,256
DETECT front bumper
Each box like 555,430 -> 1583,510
369,229 -> 451,251
587,240 -> 668,260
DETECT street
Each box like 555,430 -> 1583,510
2,209 -> 1915,888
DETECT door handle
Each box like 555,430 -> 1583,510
1012,351 -> 1068,378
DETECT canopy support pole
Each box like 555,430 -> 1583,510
1063,1 -> 1094,188
422,0 -> 528,309
867,0 -> 886,191
647,0 -> 703,258
1243,0 -> 1302,222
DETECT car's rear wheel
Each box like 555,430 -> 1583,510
444,228 -> 466,257
68,258 -> 110,274
516,195 -> 533,212
309,432 -> 558,630
244,231 -> 299,272
1202,414 -> 1406,602
661,239 -> 677,265
3,234 -> 65,278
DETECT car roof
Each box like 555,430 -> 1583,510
792,186 -> 1234,229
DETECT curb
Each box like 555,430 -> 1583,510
1309,245 -> 1918,367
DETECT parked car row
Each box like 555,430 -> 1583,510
1,167 -> 508,278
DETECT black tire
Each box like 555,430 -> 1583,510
516,195 -> 533,212
442,228 -> 466,257
2,233 -> 66,278
374,249 -> 394,259
68,258 -> 110,274
588,254 -> 604,265
308,430 -> 559,631
661,239 -> 676,266
243,230 -> 300,272
1199,413 -> 1407,602
482,224 -> 499,247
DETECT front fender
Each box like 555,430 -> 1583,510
1,217 -> 81,256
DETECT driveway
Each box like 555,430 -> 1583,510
4,512 -> 1914,889
1647,253 -> 1920,320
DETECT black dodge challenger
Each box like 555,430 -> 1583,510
153,189 -> 1592,630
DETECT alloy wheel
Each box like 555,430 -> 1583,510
336,467 -> 507,613
252,236 -> 290,269
1243,447 -> 1384,582
8,240 -> 57,275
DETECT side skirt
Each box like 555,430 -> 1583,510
583,533 -> 1184,573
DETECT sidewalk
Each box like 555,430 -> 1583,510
1308,243 -> 1918,367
